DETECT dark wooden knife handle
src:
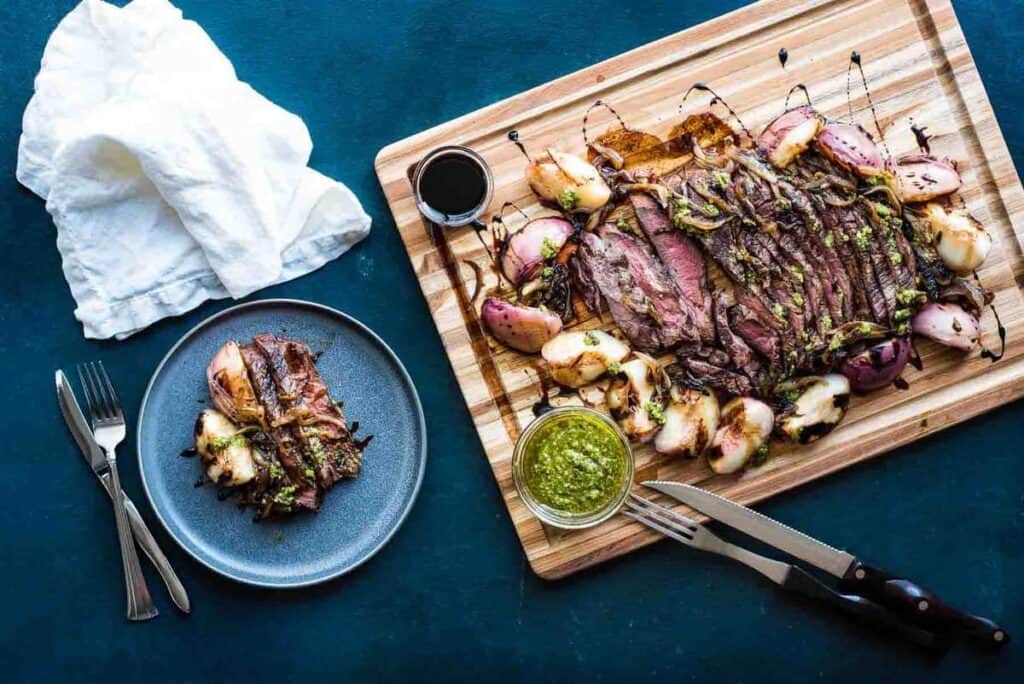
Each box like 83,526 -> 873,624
782,566 -> 947,651
840,561 -> 1009,646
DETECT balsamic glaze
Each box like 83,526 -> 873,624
582,99 -> 629,146
784,84 -> 813,111
972,270 -> 1007,362
180,447 -> 198,458
778,47 -> 789,68
681,83 -> 752,139
507,130 -> 531,160
418,154 -> 487,217
910,120 -> 932,154
980,304 -> 1007,362
845,51 -> 891,160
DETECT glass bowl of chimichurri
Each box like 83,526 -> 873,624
512,407 -> 634,529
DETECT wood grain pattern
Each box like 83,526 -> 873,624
375,0 -> 1024,579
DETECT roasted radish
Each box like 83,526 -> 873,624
654,387 -> 719,458
194,409 -> 256,487
706,397 -> 774,474
922,203 -> 992,274
606,353 -> 667,442
526,149 -> 611,213
481,298 -> 562,353
891,155 -> 961,203
840,338 -> 911,393
816,121 -> 884,176
911,302 -> 980,351
776,374 -> 851,443
542,330 -> 631,388
207,341 -> 264,426
758,106 -> 822,168
499,217 -> 575,286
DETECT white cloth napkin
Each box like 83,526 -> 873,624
17,0 -> 371,339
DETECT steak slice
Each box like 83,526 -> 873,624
712,291 -> 763,387
597,223 -> 692,348
239,344 -> 320,512
667,358 -> 755,398
578,230 -> 664,352
629,192 -> 716,344
253,334 -> 363,486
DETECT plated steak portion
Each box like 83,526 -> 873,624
253,334 -> 363,484
194,334 -> 368,520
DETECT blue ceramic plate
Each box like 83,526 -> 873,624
137,300 -> 426,588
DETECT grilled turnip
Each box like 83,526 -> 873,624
499,217 -> 575,286
777,374 -> 851,444
922,203 -> 992,274
481,298 -> 562,353
654,387 -> 719,458
758,106 -> 822,168
606,353 -> 667,442
840,338 -> 911,393
891,155 -> 961,203
194,409 -> 256,487
207,341 -> 264,426
706,397 -> 774,474
542,329 -> 631,388
816,121 -> 884,176
526,149 -> 612,213
911,302 -> 980,351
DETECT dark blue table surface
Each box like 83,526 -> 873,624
1,0 -> 1021,681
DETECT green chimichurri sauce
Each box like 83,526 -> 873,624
522,413 -> 629,515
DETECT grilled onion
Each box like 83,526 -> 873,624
911,302 -> 981,351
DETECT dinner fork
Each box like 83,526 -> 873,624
623,493 -> 944,650
78,361 -> 158,621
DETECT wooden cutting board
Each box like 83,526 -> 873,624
375,0 -> 1024,579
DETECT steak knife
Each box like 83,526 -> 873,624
646,481 -> 1008,646
56,370 -> 190,614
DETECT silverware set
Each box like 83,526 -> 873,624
56,364 -> 189,620
626,482 -> 1008,651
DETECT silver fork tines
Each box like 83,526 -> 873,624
76,361 -> 157,621
624,492 -> 789,585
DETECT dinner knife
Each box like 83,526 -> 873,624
646,481 -> 1008,646
56,370 -> 190,614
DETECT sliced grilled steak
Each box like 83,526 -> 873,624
578,231 -> 663,351
239,344 -> 320,511
597,223 -> 691,348
629,192 -> 716,344
712,291 -> 763,388
253,334 -> 363,486
667,358 -> 755,398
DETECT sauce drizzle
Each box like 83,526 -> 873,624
582,99 -> 629,147
681,83 -> 752,139
910,119 -> 932,154
507,129 -> 531,161
845,51 -> 892,160
784,84 -> 813,111
778,47 -> 789,68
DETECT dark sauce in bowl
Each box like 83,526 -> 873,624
418,153 -> 487,217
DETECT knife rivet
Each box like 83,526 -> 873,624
917,600 -> 929,612
855,568 -> 866,580
994,631 -> 1005,642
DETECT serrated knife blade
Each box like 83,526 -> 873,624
644,481 -> 857,578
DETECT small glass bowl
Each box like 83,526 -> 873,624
512,407 -> 634,530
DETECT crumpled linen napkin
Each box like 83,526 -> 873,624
17,0 -> 371,339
